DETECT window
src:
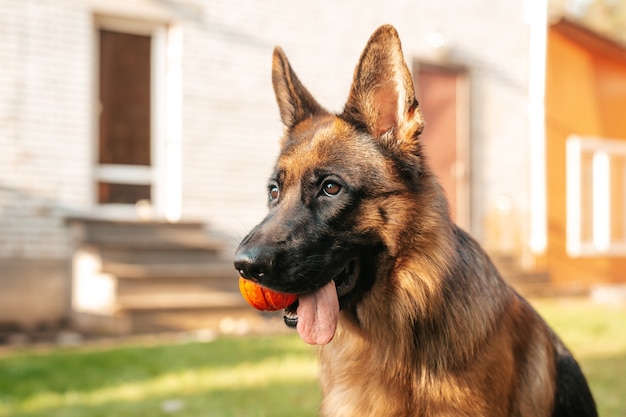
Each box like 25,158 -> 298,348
93,17 -> 182,221
566,135 -> 626,256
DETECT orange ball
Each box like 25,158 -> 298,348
238,276 -> 298,311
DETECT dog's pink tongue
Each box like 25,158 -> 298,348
296,280 -> 339,345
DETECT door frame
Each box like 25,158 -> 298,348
91,15 -> 182,221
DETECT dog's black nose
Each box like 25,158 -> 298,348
234,246 -> 273,282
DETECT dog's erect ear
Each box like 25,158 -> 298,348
272,46 -> 326,129
342,25 -> 424,153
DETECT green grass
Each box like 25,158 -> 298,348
0,300 -> 624,416
0,335 -> 321,417
532,299 -> 626,417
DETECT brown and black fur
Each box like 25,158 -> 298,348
234,25 -> 597,416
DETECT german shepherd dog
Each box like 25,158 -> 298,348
234,25 -> 597,416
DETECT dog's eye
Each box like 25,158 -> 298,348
322,181 -> 341,197
269,185 -> 279,201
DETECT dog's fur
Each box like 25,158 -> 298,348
234,25 -> 597,417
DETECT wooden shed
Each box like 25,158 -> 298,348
546,18 -> 626,287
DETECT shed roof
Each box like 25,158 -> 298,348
551,17 -> 626,65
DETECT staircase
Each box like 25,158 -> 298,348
67,218 -> 249,334
492,254 -> 553,297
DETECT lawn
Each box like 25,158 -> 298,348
0,333 -> 320,417
532,299 -> 626,417
0,299 -> 624,417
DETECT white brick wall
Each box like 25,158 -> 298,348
0,0 -> 92,258
0,0 -> 531,259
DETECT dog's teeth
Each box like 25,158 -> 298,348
283,310 -> 299,329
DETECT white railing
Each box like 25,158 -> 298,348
566,135 -> 626,257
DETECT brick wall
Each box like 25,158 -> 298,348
0,0 -> 92,259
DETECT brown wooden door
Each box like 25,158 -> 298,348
414,64 -> 470,228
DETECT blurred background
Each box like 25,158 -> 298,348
0,0 -> 626,341
4,0 -> 626,337
1,0 -> 626,415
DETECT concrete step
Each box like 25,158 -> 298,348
510,281 -> 589,298
72,305 -> 264,335
68,217 -> 229,251
509,282 -> 556,298
103,260 -> 236,279
115,272 -> 243,315
502,270 -> 553,298
67,217 -> 247,335
502,270 -> 550,284
127,306 -> 264,333
100,247 -> 231,265
117,275 -> 239,294
117,291 -> 246,311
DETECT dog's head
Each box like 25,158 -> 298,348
234,25 -> 440,344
